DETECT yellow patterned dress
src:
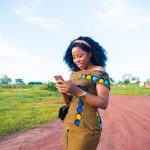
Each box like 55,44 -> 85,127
63,69 -> 110,150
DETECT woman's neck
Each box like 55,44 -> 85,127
86,63 -> 94,70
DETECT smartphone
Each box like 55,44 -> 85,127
54,75 -> 64,81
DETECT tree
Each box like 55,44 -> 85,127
123,79 -> 130,84
0,75 -> 12,84
109,77 -> 115,84
118,81 -> 123,84
122,74 -> 133,84
131,77 -> 140,84
28,81 -> 43,85
47,82 -> 57,91
122,74 -> 132,82
15,79 -> 25,85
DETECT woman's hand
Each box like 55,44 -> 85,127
56,80 -> 79,96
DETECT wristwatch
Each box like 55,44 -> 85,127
79,91 -> 87,100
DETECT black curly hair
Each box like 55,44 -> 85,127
63,36 -> 107,72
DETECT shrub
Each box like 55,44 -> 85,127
46,82 -> 57,91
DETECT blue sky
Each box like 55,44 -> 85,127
0,0 -> 150,83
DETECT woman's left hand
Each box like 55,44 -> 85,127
56,80 -> 78,96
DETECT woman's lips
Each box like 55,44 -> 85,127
77,64 -> 84,69
77,64 -> 82,67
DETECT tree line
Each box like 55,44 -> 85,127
0,75 -> 44,85
0,75 -> 58,91
0,74 -> 150,85
108,74 -> 149,84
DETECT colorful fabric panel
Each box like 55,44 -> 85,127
78,73 -> 110,89
96,112 -> 102,129
74,99 -> 84,126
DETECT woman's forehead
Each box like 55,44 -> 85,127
72,47 -> 86,54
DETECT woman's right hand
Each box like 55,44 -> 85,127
56,80 -> 72,94
55,80 -> 72,104
56,80 -> 84,97
56,80 -> 65,94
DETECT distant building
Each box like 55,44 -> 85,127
144,82 -> 150,89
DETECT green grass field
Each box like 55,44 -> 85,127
0,86 -> 62,137
0,84 -> 149,137
110,84 -> 150,96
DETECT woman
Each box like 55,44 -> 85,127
56,36 -> 110,150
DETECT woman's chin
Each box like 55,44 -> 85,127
77,64 -> 87,70
78,67 -> 85,70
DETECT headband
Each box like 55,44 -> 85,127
73,40 -> 91,48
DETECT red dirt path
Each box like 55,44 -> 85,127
0,95 -> 150,150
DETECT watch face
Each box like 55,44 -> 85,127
79,92 -> 86,100
79,95 -> 85,100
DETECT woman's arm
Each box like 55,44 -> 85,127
56,79 -> 109,109
74,84 -> 109,109
79,66 -> 109,109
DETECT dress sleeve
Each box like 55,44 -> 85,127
96,73 -> 110,90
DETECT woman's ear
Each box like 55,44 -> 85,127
89,52 -> 92,58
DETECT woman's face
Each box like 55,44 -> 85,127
72,47 -> 92,70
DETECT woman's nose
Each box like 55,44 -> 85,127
75,57 -> 80,63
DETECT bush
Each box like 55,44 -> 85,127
0,84 -> 12,89
28,82 -> 43,85
46,82 -> 57,91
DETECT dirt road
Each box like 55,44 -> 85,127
0,95 -> 150,150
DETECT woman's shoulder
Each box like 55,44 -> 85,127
91,66 -> 106,72
89,66 -> 109,78
91,66 -> 110,89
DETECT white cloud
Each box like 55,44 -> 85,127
0,33 -> 40,64
11,0 -> 63,30
95,0 -> 150,28
25,16 -> 63,30
0,32 -> 69,83
0,62 -> 33,77
0,33 -> 44,82
11,0 -> 41,16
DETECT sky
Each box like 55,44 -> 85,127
0,0 -> 150,83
